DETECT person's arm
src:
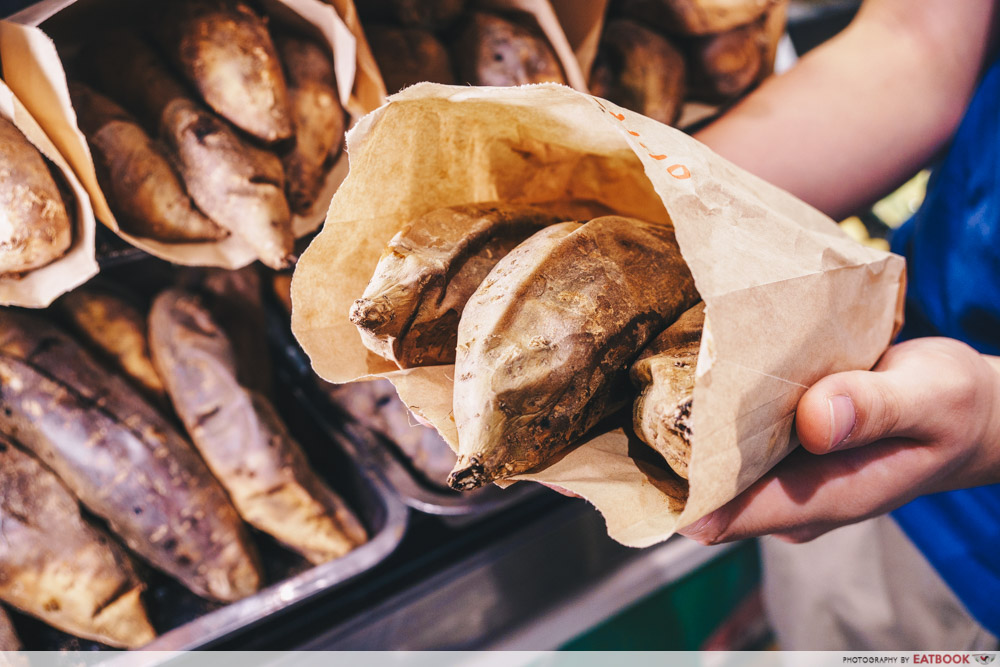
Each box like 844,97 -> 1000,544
680,339 -> 1000,544
695,0 -> 998,220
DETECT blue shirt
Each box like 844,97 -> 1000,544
890,56 -> 1000,636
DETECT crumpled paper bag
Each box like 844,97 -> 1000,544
0,0 -> 357,268
0,77 -> 96,307
291,83 -> 905,547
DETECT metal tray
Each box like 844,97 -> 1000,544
6,264 -> 408,651
266,295 -> 544,520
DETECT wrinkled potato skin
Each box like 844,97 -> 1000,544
159,0 -> 292,143
57,286 -> 167,402
590,19 -> 686,126
367,25 -> 455,93
453,12 -> 566,87
0,438 -> 155,648
350,203 -> 572,369
0,311 -> 261,603
276,34 -> 345,215
150,290 -> 367,564
685,21 -> 762,101
0,117 -> 72,275
619,0 -> 775,35
88,33 -> 294,269
70,82 -> 226,243
450,217 -> 699,490
358,0 -> 466,29
630,302 -> 704,479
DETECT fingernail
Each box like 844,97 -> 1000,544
827,394 -> 856,449
679,511 -> 717,541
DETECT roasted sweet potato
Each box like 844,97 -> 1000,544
452,12 -> 566,86
367,25 -> 455,93
590,19 -> 686,126
150,290 -> 367,564
69,82 -> 226,243
327,379 -> 457,485
87,33 -> 294,269
350,203 -> 577,368
56,285 -> 166,402
685,21 -> 762,101
358,0 -> 465,29
449,216 -> 699,489
0,436 -> 155,648
275,33 -> 345,214
630,302 -> 704,479
157,0 -> 292,143
0,117 -> 72,275
0,311 -> 261,602
619,0 -> 775,35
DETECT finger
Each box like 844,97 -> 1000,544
678,436 -> 954,545
796,355 -> 938,454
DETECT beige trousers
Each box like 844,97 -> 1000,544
761,514 -> 998,650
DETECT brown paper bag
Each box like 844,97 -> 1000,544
322,0 -> 388,115
0,0 -> 357,269
0,78 -> 97,307
291,83 -> 905,547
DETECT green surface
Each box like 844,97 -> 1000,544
562,540 -> 761,650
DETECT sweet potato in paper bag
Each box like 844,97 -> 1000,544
291,83 -> 905,547
0,0 -> 357,269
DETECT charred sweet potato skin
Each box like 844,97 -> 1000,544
0,437 -> 155,648
590,19 -> 686,126
350,203 -> 572,368
630,302 -> 705,479
70,82 -> 226,243
0,117 -> 72,275
159,0 -> 292,143
88,33 -> 293,269
450,216 -> 699,489
150,289 -> 367,564
452,12 -> 565,87
0,310 -> 261,602
276,34 -> 345,215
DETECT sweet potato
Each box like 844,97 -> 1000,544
0,436 -> 155,648
0,117 -> 72,275
452,12 -> 565,86
275,33 -> 345,214
157,0 -> 292,143
367,25 -> 455,93
619,0 -> 775,35
449,216 -> 699,489
630,302 -> 704,479
0,311 -> 261,602
358,0 -> 465,29
87,33 -> 294,269
69,82 -> 226,243
57,286 -> 167,403
350,203 -> 576,368
150,290 -> 367,564
590,19 -> 686,126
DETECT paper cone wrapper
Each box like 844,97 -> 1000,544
0,78 -> 97,307
0,0 -> 357,269
291,83 -> 906,547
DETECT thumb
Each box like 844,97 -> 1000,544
796,356 -> 930,454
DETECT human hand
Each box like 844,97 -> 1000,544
679,337 -> 1000,544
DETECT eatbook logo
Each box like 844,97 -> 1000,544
973,655 -> 995,665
